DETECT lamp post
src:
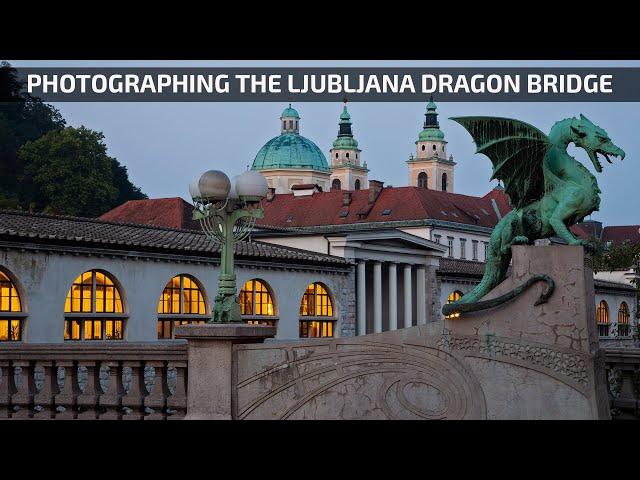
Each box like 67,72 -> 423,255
189,169 -> 268,323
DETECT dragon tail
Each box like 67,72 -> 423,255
441,234 -> 555,317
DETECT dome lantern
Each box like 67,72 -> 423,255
281,103 -> 300,134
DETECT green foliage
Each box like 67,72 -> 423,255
19,127 -> 119,217
0,61 -> 146,216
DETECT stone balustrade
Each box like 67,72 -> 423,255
0,342 -> 187,420
605,347 -> 640,418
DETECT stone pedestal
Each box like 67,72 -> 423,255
175,323 -> 276,420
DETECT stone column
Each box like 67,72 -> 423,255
175,323 -> 276,420
388,263 -> 398,330
357,260 -> 367,336
403,264 -> 412,328
373,261 -> 382,333
416,266 -> 426,325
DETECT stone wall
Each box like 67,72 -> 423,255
229,246 -> 610,419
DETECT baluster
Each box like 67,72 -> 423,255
0,361 -> 9,419
53,361 -> 75,419
143,361 -> 165,420
120,361 -> 143,420
9,361 -> 30,419
32,361 -> 54,419
76,361 -> 98,419
97,361 -> 119,419
166,361 -> 187,420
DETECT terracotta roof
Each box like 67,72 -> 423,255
99,197 -> 200,230
0,210 -> 348,267
259,186 -> 512,231
602,225 -> 640,245
437,258 -> 486,278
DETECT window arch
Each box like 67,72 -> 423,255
441,172 -> 448,192
445,290 -> 464,319
354,179 -> 361,190
299,282 -> 335,338
64,270 -> 125,341
332,178 -> 341,191
240,279 -> 277,326
157,274 -> 208,339
596,300 -> 610,337
617,302 -> 630,337
0,269 -> 24,341
417,172 -> 428,189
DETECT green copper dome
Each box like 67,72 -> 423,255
417,96 -> 445,142
252,133 -> 330,172
332,104 -> 359,150
418,128 -> 445,141
281,105 -> 300,118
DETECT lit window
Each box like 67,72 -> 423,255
0,270 -> 23,342
445,291 -> 464,319
299,282 -> 335,338
157,275 -> 208,339
617,302 -> 630,337
596,300 -> 610,337
64,270 -> 125,341
240,279 -> 277,327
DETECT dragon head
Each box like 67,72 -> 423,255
571,114 -> 625,173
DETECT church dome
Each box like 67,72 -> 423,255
281,106 -> 300,118
252,133 -> 330,172
418,127 -> 445,141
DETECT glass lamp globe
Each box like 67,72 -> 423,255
228,175 -> 240,201
194,170 -> 231,202
235,170 -> 268,202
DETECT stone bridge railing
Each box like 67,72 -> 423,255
605,347 -> 640,418
0,342 -> 187,419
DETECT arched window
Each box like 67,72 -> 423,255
157,275 -> 208,339
332,178 -> 341,191
417,172 -> 428,189
421,145 -> 425,151
64,270 -> 125,341
596,300 -> 610,337
445,290 -> 464,319
299,282 -> 335,338
0,270 -> 24,341
240,279 -> 277,326
354,179 -> 361,190
432,144 -> 436,151
335,152 -> 339,158
441,172 -> 448,192
346,152 -> 350,159
618,302 -> 630,337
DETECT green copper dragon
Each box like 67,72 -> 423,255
442,115 -> 625,317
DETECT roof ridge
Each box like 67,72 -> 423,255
0,209 -> 203,235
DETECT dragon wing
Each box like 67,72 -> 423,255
450,117 -> 552,209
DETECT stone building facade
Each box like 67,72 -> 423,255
0,211 -> 355,343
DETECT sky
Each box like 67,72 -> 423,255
9,60 -> 640,226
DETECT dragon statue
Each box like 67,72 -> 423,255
442,114 -> 625,317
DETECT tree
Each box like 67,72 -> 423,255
0,62 -> 66,205
111,158 -> 147,206
18,127 -> 119,217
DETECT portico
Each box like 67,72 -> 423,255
328,230 -> 447,335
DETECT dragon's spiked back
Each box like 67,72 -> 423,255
450,117 -> 551,209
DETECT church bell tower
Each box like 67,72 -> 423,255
407,97 -> 456,192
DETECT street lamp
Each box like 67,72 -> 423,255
189,169 -> 269,323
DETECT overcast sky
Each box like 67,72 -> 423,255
10,60 -> 640,226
